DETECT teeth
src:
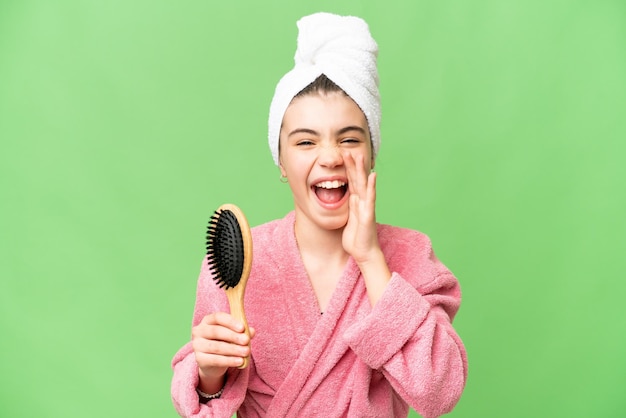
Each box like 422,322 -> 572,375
315,180 -> 346,189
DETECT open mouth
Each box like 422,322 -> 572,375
313,180 -> 348,204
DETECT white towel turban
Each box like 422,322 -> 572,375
268,12 -> 381,166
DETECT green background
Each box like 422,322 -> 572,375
1,1 -> 624,417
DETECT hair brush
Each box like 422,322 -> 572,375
206,203 -> 253,369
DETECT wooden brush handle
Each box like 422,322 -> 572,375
219,203 -> 253,369
226,286 -> 250,369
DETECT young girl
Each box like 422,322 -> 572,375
171,12 -> 467,418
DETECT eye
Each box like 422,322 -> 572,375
341,137 -> 361,144
296,140 -> 315,146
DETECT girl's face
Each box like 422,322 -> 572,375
279,91 -> 374,232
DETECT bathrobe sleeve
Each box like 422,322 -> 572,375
343,228 -> 468,418
171,258 -> 250,418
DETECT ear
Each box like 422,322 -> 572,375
279,161 -> 287,177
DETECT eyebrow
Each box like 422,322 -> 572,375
287,126 -> 367,138
287,128 -> 318,138
337,126 -> 367,136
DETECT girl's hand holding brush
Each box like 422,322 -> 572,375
192,312 -> 256,395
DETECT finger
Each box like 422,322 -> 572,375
349,172 -> 376,227
203,312 -> 246,333
349,193 -> 360,220
343,152 -> 357,195
194,336 -> 251,358
195,350 -> 248,370
194,319 -> 250,346
192,325 -> 250,346
356,154 -> 370,196
366,171 -> 377,208
344,152 -> 367,197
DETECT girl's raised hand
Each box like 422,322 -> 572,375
342,152 -> 392,306
342,152 -> 380,264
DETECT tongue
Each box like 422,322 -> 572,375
315,187 -> 345,204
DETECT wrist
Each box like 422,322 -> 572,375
198,369 -> 226,397
355,248 -> 387,275
356,249 -> 391,306
196,385 -> 224,402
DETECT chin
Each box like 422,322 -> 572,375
316,210 -> 349,231
294,200 -> 349,232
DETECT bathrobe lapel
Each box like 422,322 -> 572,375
265,215 -> 369,416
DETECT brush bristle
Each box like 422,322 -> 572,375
206,209 -> 245,289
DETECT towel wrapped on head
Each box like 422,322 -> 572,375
268,12 -> 381,166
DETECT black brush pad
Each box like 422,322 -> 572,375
206,209 -> 245,289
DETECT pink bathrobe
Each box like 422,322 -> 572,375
171,212 -> 467,418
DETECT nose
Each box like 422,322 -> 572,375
317,143 -> 343,168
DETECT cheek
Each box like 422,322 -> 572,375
279,152 -> 306,178
350,149 -> 374,171
367,141 -> 374,169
